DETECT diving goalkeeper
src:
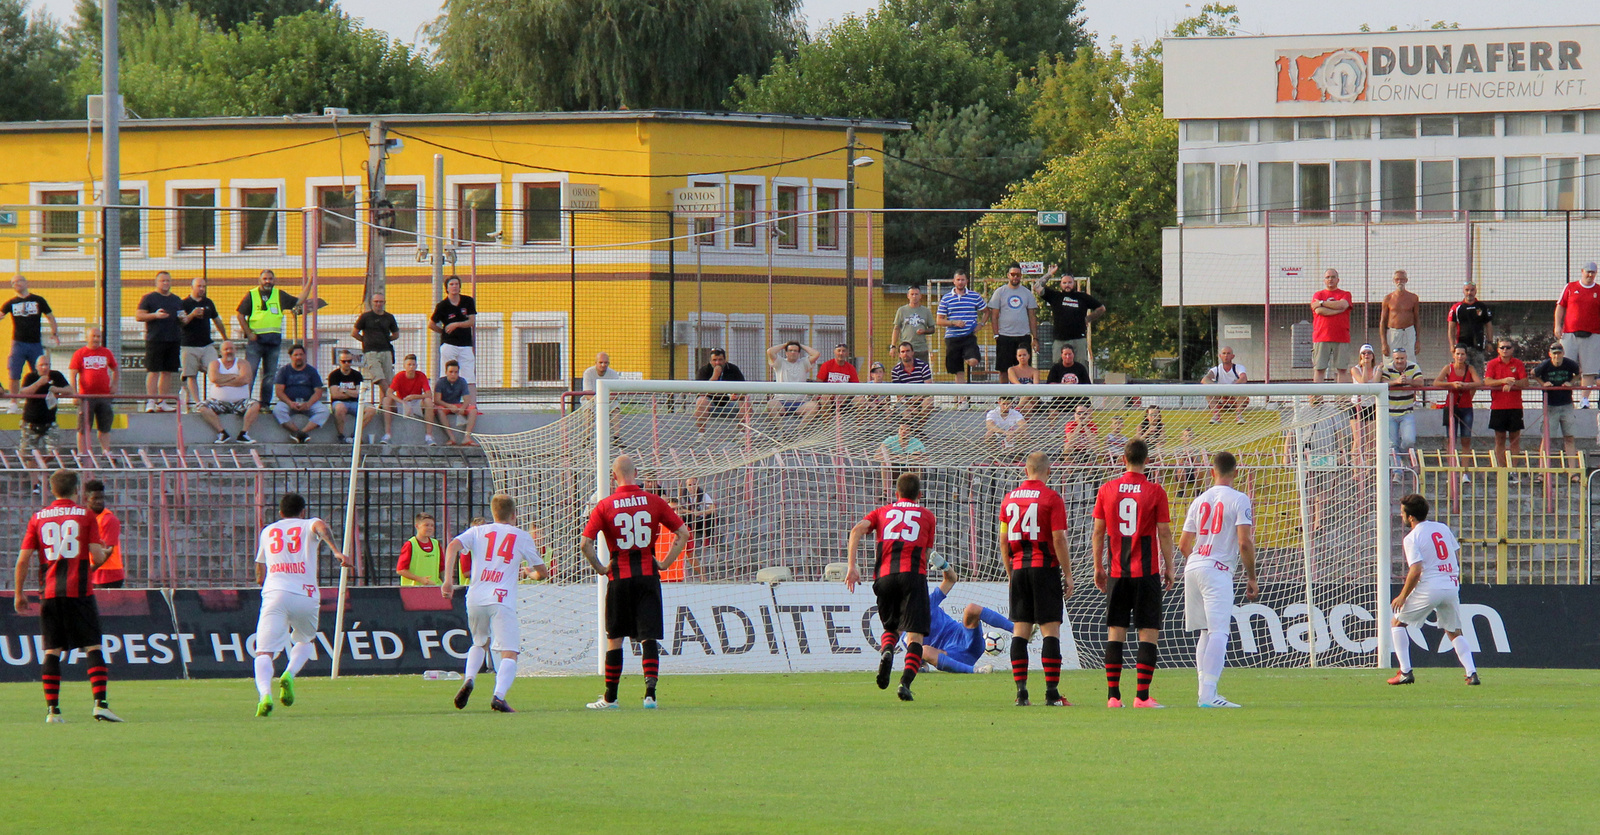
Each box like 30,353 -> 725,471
920,564 -> 1013,674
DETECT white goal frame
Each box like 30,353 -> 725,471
594,379 -> 1395,668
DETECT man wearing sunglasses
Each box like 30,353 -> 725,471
1533,343 -> 1582,477
1484,341 -> 1529,483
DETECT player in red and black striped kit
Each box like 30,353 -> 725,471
12,468 -> 122,723
999,452 -> 1074,706
1091,438 -> 1174,709
845,472 -> 936,702
581,454 -> 689,710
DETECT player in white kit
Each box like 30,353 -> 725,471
1177,451 -> 1259,708
442,494 -> 547,713
1388,493 -> 1479,686
253,492 -> 350,717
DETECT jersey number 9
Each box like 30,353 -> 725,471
1117,498 -> 1139,536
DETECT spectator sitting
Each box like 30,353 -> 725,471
397,512 -> 444,586
582,351 -> 621,392
814,343 -> 859,418
878,421 -> 927,493
18,354 -> 70,458
1136,404 -> 1166,449
984,396 -> 1027,453
1202,345 -> 1248,424
434,359 -> 478,446
382,353 -> 436,446
850,362 -> 891,417
68,325 -> 118,456
1062,403 -> 1099,463
1045,344 -> 1092,416
693,348 -> 746,436
272,343 -> 328,444
198,339 -> 261,443
766,341 -> 821,423
1172,427 -> 1208,490
1007,345 -> 1039,413
328,349 -> 369,444
889,342 -> 934,426
676,477 -> 717,558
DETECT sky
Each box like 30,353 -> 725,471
32,0 -> 1598,53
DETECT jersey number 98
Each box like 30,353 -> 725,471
39,520 -> 81,562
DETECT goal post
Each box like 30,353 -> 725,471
481,379 -> 1394,675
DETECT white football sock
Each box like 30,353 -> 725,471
464,645 -> 486,683
253,654 -> 275,698
1451,635 -> 1476,675
493,657 -> 517,699
286,642 -> 315,676
1391,626 -> 1413,672
1201,630 -> 1228,701
1194,631 -> 1211,698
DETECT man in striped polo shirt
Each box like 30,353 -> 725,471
1381,347 -> 1424,467
937,270 -> 987,382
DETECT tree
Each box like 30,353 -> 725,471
0,0 -> 73,121
430,0 -> 802,111
70,0 -> 331,57
881,0 -> 1089,71
1020,40 -> 1162,162
1169,2 -> 1239,37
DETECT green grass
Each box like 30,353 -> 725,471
3,668 -> 1597,834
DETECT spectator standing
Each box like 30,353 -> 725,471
766,341 -> 820,422
984,396 -> 1027,453
693,348 -> 746,436
434,360 -> 478,445
1483,340 -> 1528,482
18,354 -> 70,455
1379,270 -> 1420,364
1533,342 -> 1582,478
582,352 -> 622,391
1555,262 -> 1600,408
1032,265 -> 1105,375
135,271 -> 184,412
68,326 -> 118,456
1137,404 -> 1166,449
3,275 -> 59,404
1434,346 -> 1481,473
1447,283 -> 1494,369
328,349 -> 368,443
1311,269 -> 1353,384
236,269 -> 301,408
890,341 -> 933,425
1380,347 -> 1423,464
382,354 -> 436,446
85,480 -> 125,588
272,344 -> 328,444
890,287 -> 935,365
430,276 -> 477,400
198,339 -> 261,444
987,263 -> 1038,380
397,512 -> 443,586
936,270 -> 986,382
352,293 -> 399,401
677,477 -> 717,557
1201,345 -> 1248,424
178,277 -> 226,410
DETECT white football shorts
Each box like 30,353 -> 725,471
1183,562 -> 1235,633
439,344 -> 476,386
468,602 -> 521,654
1396,584 -> 1462,632
256,590 -> 320,655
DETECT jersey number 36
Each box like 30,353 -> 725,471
615,511 -> 654,549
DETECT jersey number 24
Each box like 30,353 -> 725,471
1004,503 -> 1040,541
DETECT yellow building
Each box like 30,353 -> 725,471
0,111 -> 905,387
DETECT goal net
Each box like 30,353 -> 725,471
477,381 -> 1392,675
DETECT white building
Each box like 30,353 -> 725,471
1163,25 -> 1600,379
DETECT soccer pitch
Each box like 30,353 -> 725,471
3,669 -> 1596,834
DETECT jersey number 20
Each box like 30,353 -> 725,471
615,511 -> 654,549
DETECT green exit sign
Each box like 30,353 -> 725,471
0,211 -> 16,227
1036,211 -> 1067,228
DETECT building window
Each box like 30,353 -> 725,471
693,180 -> 719,246
1296,119 -> 1331,140
732,183 -> 758,246
1460,158 -> 1495,217
1334,117 -> 1369,140
456,184 -> 497,243
39,191 -> 78,251
1587,113 -> 1599,134
318,186 -> 357,247
775,186 -> 799,248
1259,162 -> 1294,221
1547,157 -> 1579,212
1182,163 -> 1215,223
1297,163 -> 1330,219
384,184 -> 418,246
1458,114 -> 1496,137
1184,121 -> 1216,142
1217,120 -> 1250,142
1587,156 -> 1600,213
1218,163 -> 1248,223
240,189 -> 278,249
815,187 -> 840,249
1420,116 -> 1455,137
1547,113 -> 1581,134
1504,157 -> 1541,212
1260,120 -> 1294,142
1333,160 -> 1371,221
1380,117 -> 1416,139
522,183 -> 560,244
1421,160 -> 1454,219
118,190 -> 141,250
176,188 -> 216,250
1379,160 -> 1417,221
1504,114 -> 1541,136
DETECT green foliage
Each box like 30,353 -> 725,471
430,0 -> 802,111
68,7 -> 449,118
880,0 -> 1089,70
0,0 -> 74,121
1020,40 -> 1162,162
1168,2 -> 1239,37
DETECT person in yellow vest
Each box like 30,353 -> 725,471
86,479 -> 126,588
235,269 -> 304,408
397,512 -> 444,585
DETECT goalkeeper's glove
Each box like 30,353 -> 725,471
927,550 -> 948,572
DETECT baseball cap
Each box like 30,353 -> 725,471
1359,344 -> 1375,354
1551,343 -> 1565,351
869,361 -> 885,371
1585,261 -> 1598,272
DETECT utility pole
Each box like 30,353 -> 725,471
364,120 -> 388,307
102,0 -> 121,358
844,127 -> 857,359
430,153 -> 445,376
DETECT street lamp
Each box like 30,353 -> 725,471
844,132 -> 875,363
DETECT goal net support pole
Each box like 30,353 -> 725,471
331,385 -> 367,679
1374,396 -> 1393,670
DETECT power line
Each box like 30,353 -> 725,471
387,130 -> 850,179
0,131 -> 363,188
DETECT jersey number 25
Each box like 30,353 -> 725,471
882,509 -> 923,541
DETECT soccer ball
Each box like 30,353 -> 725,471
984,633 -> 1006,656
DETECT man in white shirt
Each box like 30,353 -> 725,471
1202,345 -> 1249,425
1177,451 -> 1258,708
443,494 -> 548,712
984,396 -> 1027,452
582,351 -> 622,392
251,492 -> 351,717
766,341 -> 821,423
1388,493 -> 1478,686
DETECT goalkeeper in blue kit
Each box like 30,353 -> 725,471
919,565 -> 1014,674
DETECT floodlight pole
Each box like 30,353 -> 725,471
102,0 -> 121,357
844,128 -> 856,357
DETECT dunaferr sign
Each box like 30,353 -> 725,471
1166,26 -> 1600,118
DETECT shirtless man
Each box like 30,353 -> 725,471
1380,270 -> 1420,365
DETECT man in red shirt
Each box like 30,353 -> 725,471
581,454 -> 688,710
815,343 -> 859,383
1483,339 -> 1529,481
1311,269 -> 1354,384
846,471 -> 936,702
68,325 -> 118,456
999,452 -> 1073,707
1554,261 -> 1600,408
12,468 -> 120,723
1091,438 -> 1173,709
381,353 -> 435,445
85,479 -> 125,588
